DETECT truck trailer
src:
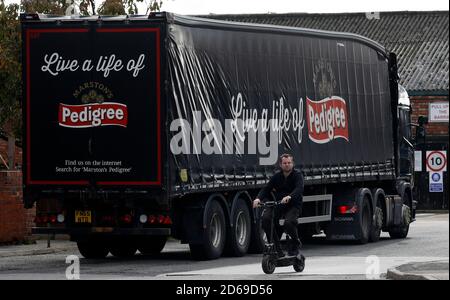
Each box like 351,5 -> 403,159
21,12 -> 416,260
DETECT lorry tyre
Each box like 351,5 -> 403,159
138,236 -> 167,255
77,240 -> 109,259
110,243 -> 137,258
357,196 -> 372,244
225,200 -> 251,256
369,206 -> 383,242
189,200 -> 226,260
389,194 -> 411,239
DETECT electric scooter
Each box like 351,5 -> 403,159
259,201 -> 305,274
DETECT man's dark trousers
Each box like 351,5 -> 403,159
262,205 -> 300,246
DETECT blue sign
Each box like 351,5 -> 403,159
430,183 -> 443,192
429,171 -> 443,193
431,173 -> 441,182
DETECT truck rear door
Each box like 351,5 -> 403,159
22,17 -> 163,188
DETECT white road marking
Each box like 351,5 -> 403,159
159,256 -> 448,277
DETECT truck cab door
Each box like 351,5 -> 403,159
398,85 -> 414,177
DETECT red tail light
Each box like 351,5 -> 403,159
157,215 -> 165,224
35,214 -> 62,224
120,214 -> 133,224
163,216 -> 172,225
148,215 -> 156,224
49,215 -> 57,224
147,215 -> 171,225
338,205 -> 358,214
339,206 -> 349,214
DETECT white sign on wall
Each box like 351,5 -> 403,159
429,102 -> 449,122
414,151 -> 422,171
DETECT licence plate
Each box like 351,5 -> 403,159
75,210 -> 92,223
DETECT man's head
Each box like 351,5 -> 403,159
279,153 -> 294,173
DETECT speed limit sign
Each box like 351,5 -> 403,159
426,151 -> 447,172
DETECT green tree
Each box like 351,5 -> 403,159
98,0 -> 126,15
146,0 -> 163,13
20,0 -> 163,16
0,0 -> 21,168
79,0 -> 96,15
98,0 -> 163,15
21,0 -> 66,14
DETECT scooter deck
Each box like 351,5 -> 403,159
275,254 -> 303,267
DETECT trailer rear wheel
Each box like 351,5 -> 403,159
110,244 -> 137,258
77,240 -> 109,259
225,200 -> 251,256
190,200 -> 226,260
138,236 -> 167,255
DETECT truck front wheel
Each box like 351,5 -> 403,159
389,194 -> 411,239
357,196 -> 372,244
369,206 -> 383,242
189,200 -> 226,260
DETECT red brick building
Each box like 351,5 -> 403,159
0,137 -> 35,243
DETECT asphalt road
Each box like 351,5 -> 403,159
0,213 -> 447,280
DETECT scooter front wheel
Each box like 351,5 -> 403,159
262,255 -> 276,274
293,254 -> 305,272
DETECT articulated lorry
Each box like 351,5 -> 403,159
21,12 -> 416,260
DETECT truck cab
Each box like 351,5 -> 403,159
398,84 -> 414,177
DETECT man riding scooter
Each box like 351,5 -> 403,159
253,153 -> 304,257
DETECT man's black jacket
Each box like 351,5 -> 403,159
257,169 -> 304,209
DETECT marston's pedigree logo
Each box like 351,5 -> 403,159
58,102 -> 128,128
306,96 -> 349,144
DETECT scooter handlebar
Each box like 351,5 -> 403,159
258,200 -> 282,208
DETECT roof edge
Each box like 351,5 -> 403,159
170,13 -> 388,57
199,10 -> 450,19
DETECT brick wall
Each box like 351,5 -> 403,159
410,95 -> 449,136
0,138 -> 22,169
410,95 -> 448,210
0,171 -> 35,243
